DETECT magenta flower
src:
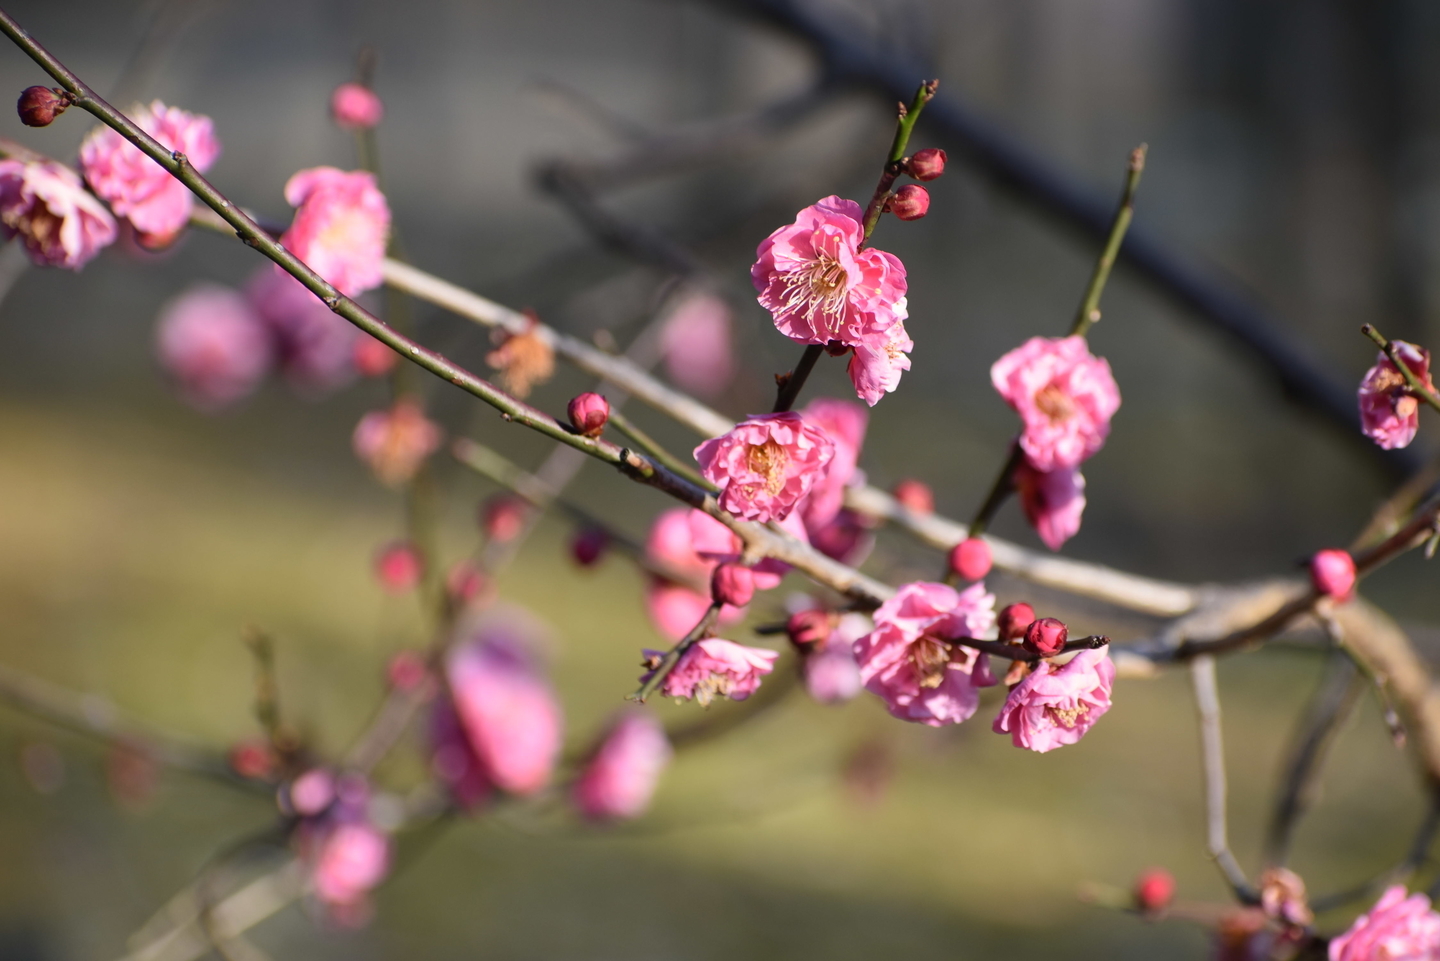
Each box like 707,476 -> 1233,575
659,291 -> 735,399
78,101 -> 219,248
1330,886 -> 1440,961
694,411 -> 836,523
311,821 -> 390,908
803,613 -> 869,704
331,82 -> 384,130
1358,342 -> 1433,450
573,710 -> 672,821
853,581 -> 998,726
647,638 -> 778,705
752,195 -> 908,346
799,397 -> 868,534
352,400 -> 443,487
0,159 -> 116,268
1015,461 -> 1086,551
991,335 -> 1120,471
278,167 -> 389,297
155,284 -> 272,410
247,266 -> 358,391
993,647 -> 1114,752
847,319 -> 914,406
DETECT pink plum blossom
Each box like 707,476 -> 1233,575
0,159 -> 116,268
1329,885 -> 1440,961
854,581 -> 998,726
807,508 -> 874,566
155,284 -> 272,409
1358,341 -> 1433,450
687,506 -> 804,591
573,710 -> 672,821
991,335 -> 1120,471
694,411 -> 835,523
78,101 -> 219,248
352,400 -> 443,487
311,822 -> 390,907
799,397 -> 868,534
659,291 -> 735,398
429,699 -> 493,811
646,638 -> 778,706
1015,461 -> 1086,551
642,508 -> 746,640
803,612 -> 868,704
331,82 -> 384,129
247,266 -> 358,391
278,167 -> 389,297
752,195 -> 908,346
992,646 -> 1114,752
847,319 -> 914,406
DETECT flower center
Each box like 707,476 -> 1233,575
745,439 -> 789,495
910,636 -> 950,689
1045,701 -> 1088,728
780,252 -> 850,333
1035,383 -> 1075,423
691,673 -> 734,707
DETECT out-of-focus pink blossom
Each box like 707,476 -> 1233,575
312,822 -> 390,907
1310,549 -> 1357,601
287,768 -> 336,816
891,478 -> 934,514
1015,461 -> 1086,551
480,494 -> 529,542
330,82 -> 384,130
847,319 -> 914,407
352,335 -> 398,377
711,563 -> 755,607
854,581 -> 998,727
991,335 -> 1120,472
752,195 -> 908,347
644,579 -> 717,642
1329,885 -> 1440,961
807,508 -> 874,566
1134,868 -> 1175,914
247,266 -> 358,391
948,537 -> 992,582
787,608 -> 833,648
686,506 -> 802,590
352,400 -> 442,487
659,291 -> 735,398
573,710 -> 672,821
278,167 -> 389,297
429,699 -> 492,811
646,638 -> 778,706
1358,342 -> 1432,450
570,526 -> 609,567
155,284 -> 272,409
446,562 -> 489,606
0,159 -> 116,268
694,411 -> 835,523
78,101 -> 219,248
228,740 -> 275,780
799,397 -> 868,534
993,646 -> 1114,752
804,613 -> 868,704
385,650 -> 428,692
374,541 -> 423,593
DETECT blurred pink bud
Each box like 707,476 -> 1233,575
312,822 -> 390,908
352,335 -> 398,377
570,526 -> 609,567
352,400 -> 443,487
0,159 -> 116,268
279,167 -> 389,297
786,609 -> 833,648
330,82 -> 384,130
659,292 -> 735,398
155,284 -> 273,410
287,768 -> 336,816
386,650 -> 428,692
446,632 -> 563,795
1329,886 -> 1440,961
804,614 -> 868,704
905,147 -> 946,181
107,742 -> 158,808
374,541 -> 423,593
1359,341 -> 1432,450
567,392 -> 610,437
993,647 -> 1113,752
1023,617 -> 1068,657
891,478 -> 934,514
1310,549 -> 1356,601
17,86 -> 66,127
992,336 -> 1120,472
1134,868 -> 1175,914
1015,461 -> 1087,551
1259,867 -> 1312,927
711,563 -> 755,607
997,602 -> 1036,642
446,562 -> 488,605
573,710 -> 672,821
480,494 -> 528,542
644,638 -> 778,706
948,538 -> 992,581
886,184 -> 930,221
694,412 -> 836,524
228,740 -> 275,780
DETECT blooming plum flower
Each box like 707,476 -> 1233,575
659,291 -> 735,398
352,400 -> 443,487
1015,461 -> 1087,551
645,638 -> 778,706
847,319 -> 914,406
0,159 -> 116,268
799,397 -> 868,535
991,335 -> 1120,471
331,82 -> 384,129
803,613 -> 868,704
1329,886 -> 1440,961
694,412 -> 835,523
278,167 -> 389,297
155,284 -> 272,409
1358,342 -> 1433,450
573,710 -> 672,821
992,646 -> 1114,752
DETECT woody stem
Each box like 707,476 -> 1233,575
772,343 -> 825,413
630,602 -> 723,703
1070,145 -> 1146,338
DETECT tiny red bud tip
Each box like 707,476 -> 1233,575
997,602 -> 1036,642
567,392 -> 610,437
1309,549 -> 1356,601
1133,868 -> 1175,914
786,609 -> 831,648
948,538 -> 992,581
891,478 -> 934,515
446,562 -> 487,604
906,147 -> 947,181
711,562 -> 755,608
374,541 -> 423,594
886,184 -> 930,221
17,86 -> 66,127
570,526 -> 609,567
1023,617 -> 1068,657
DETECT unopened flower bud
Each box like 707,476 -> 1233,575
570,525 -> 609,567
386,650 -> 428,692
446,561 -> 488,605
1023,617 -> 1068,657
892,478 -> 934,514
17,86 -> 66,127
905,147 -> 946,181
1309,548 -> 1356,601
786,609 -> 832,648
1133,868 -> 1175,914
352,334 -> 398,377
711,563 -> 755,607
330,81 -> 384,130
886,184 -> 930,221
948,537 -> 992,581
228,740 -> 275,780
480,495 -> 528,542
286,767 -> 336,816
567,391 -> 610,437
997,602 -> 1036,642
374,541 -> 423,593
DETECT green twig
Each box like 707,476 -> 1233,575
607,408 -> 715,491
1361,324 -> 1440,414
967,442 -> 1023,538
1071,145 -> 1146,338
859,79 -> 938,240
630,602 -> 723,703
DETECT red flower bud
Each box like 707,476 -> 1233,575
446,561 -> 488,605
567,392 -> 610,437
997,602 -> 1036,642
17,86 -> 66,127
905,147 -> 947,181
886,184 -> 930,221
1133,868 -> 1175,914
1023,617 -> 1068,657
892,478 -> 934,514
480,495 -> 528,542
570,525 -> 609,567
352,335 -> 398,377
711,562 -> 755,607
386,650 -> 428,692
786,609 -> 832,648
374,541 -> 423,593
228,740 -> 275,780
948,537 -> 992,581
1309,548 -> 1356,600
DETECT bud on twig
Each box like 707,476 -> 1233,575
567,391 -> 610,437
1023,617 -> 1068,657
1132,868 -> 1174,915
892,478 -> 934,514
905,148 -> 946,181
17,86 -> 66,126
570,526 -> 609,567
711,563 -> 755,607
374,541 -> 423,593
997,602 -> 1035,642
886,184 -> 930,221
948,537 -> 992,581
786,609 -> 832,648
1309,548 -> 1356,601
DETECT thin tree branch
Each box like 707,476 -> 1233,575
1190,655 -> 1256,902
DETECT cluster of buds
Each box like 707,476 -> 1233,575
884,148 -> 946,222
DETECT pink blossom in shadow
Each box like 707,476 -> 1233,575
854,582 -> 998,726
645,638 -> 778,706
659,291 -> 735,398
311,821 -> 390,908
352,399 -> 443,487
429,699 -> 493,811
1014,461 -> 1086,551
694,411 -> 835,523
752,195 -> 908,346
993,647 -> 1114,752
0,159 -> 116,268
799,397 -> 868,534
1358,341 -> 1433,450
573,710 -> 672,821
847,319 -> 914,406
991,335 -> 1120,471
686,507 -> 805,590
641,508 -> 746,640
247,266 -> 358,391
807,508 -> 875,566
804,613 -> 869,704
78,101 -> 219,248
279,167 -> 389,297
155,283 -> 272,409
1329,885 -> 1440,961
331,82 -> 383,130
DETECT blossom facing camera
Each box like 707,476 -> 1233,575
992,646 -> 1114,752
1023,617 -> 1068,657
155,284 -> 272,410
694,411 -> 836,523
1015,461 -> 1087,551
886,184 -> 930,221
905,148 -> 947,181
892,478 -> 934,514
997,602 -> 1036,642
567,392 -> 610,437
645,638 -> 778,706
374,541 -> 423,593
1329,886 -> 1440,961
992,335 -> 1120,472
949,538 -> 992,581
711,563 -> 756,608
1134,868 -> 1175,915
331,82 -> 384,129
1310,549 -> 1357,601
847,318 -> 914,406
278,167 -> 389,297
573,711 -> 672,821
352,400 -> 443,487
0,159 -> 116,268
17,86 -> 66,127
1358,341 -> 1433,450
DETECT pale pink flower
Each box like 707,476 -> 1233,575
659,291 -> 735,398
1015,461 -> 1086,551
1330,886 -> 1440,961
992,647 -> 1114,752
352,400 -> 443,487
78,101 -> 219,247
330,82 -> 384,130
155,284 -> 272,409
0,159 -> 116,268
847,319 -> 914,406
1358,342 -> 1433,450
804,613 -> 868,704
312,822 -> 390,907
854,582 -> 998,726
647,638 -> 778,705
799,397 -> 868,534
573,710 -> 672,821
752,196 -> 908,346
279,167 -> 389,297
694,411 -> 835,523
642,508 -> 748,640
247,266 -> 358,391
991,335 -> 1120,471
429,699 -> 492,811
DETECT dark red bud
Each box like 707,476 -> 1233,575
892,478 -> 934,514
567,392 -> 610,437
786,609 -> 832,648
1309,548 -> 1356,600
711,562 -> 755,607
1134,868 -> 1175,914
886,184 -> 930,221
570,525 -> 609,567
997,602 -> 1036,642
17,86 -> 66,127
905,147 -> 947,181
948,537 -> 992,581
1023,617 -> 1068,657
